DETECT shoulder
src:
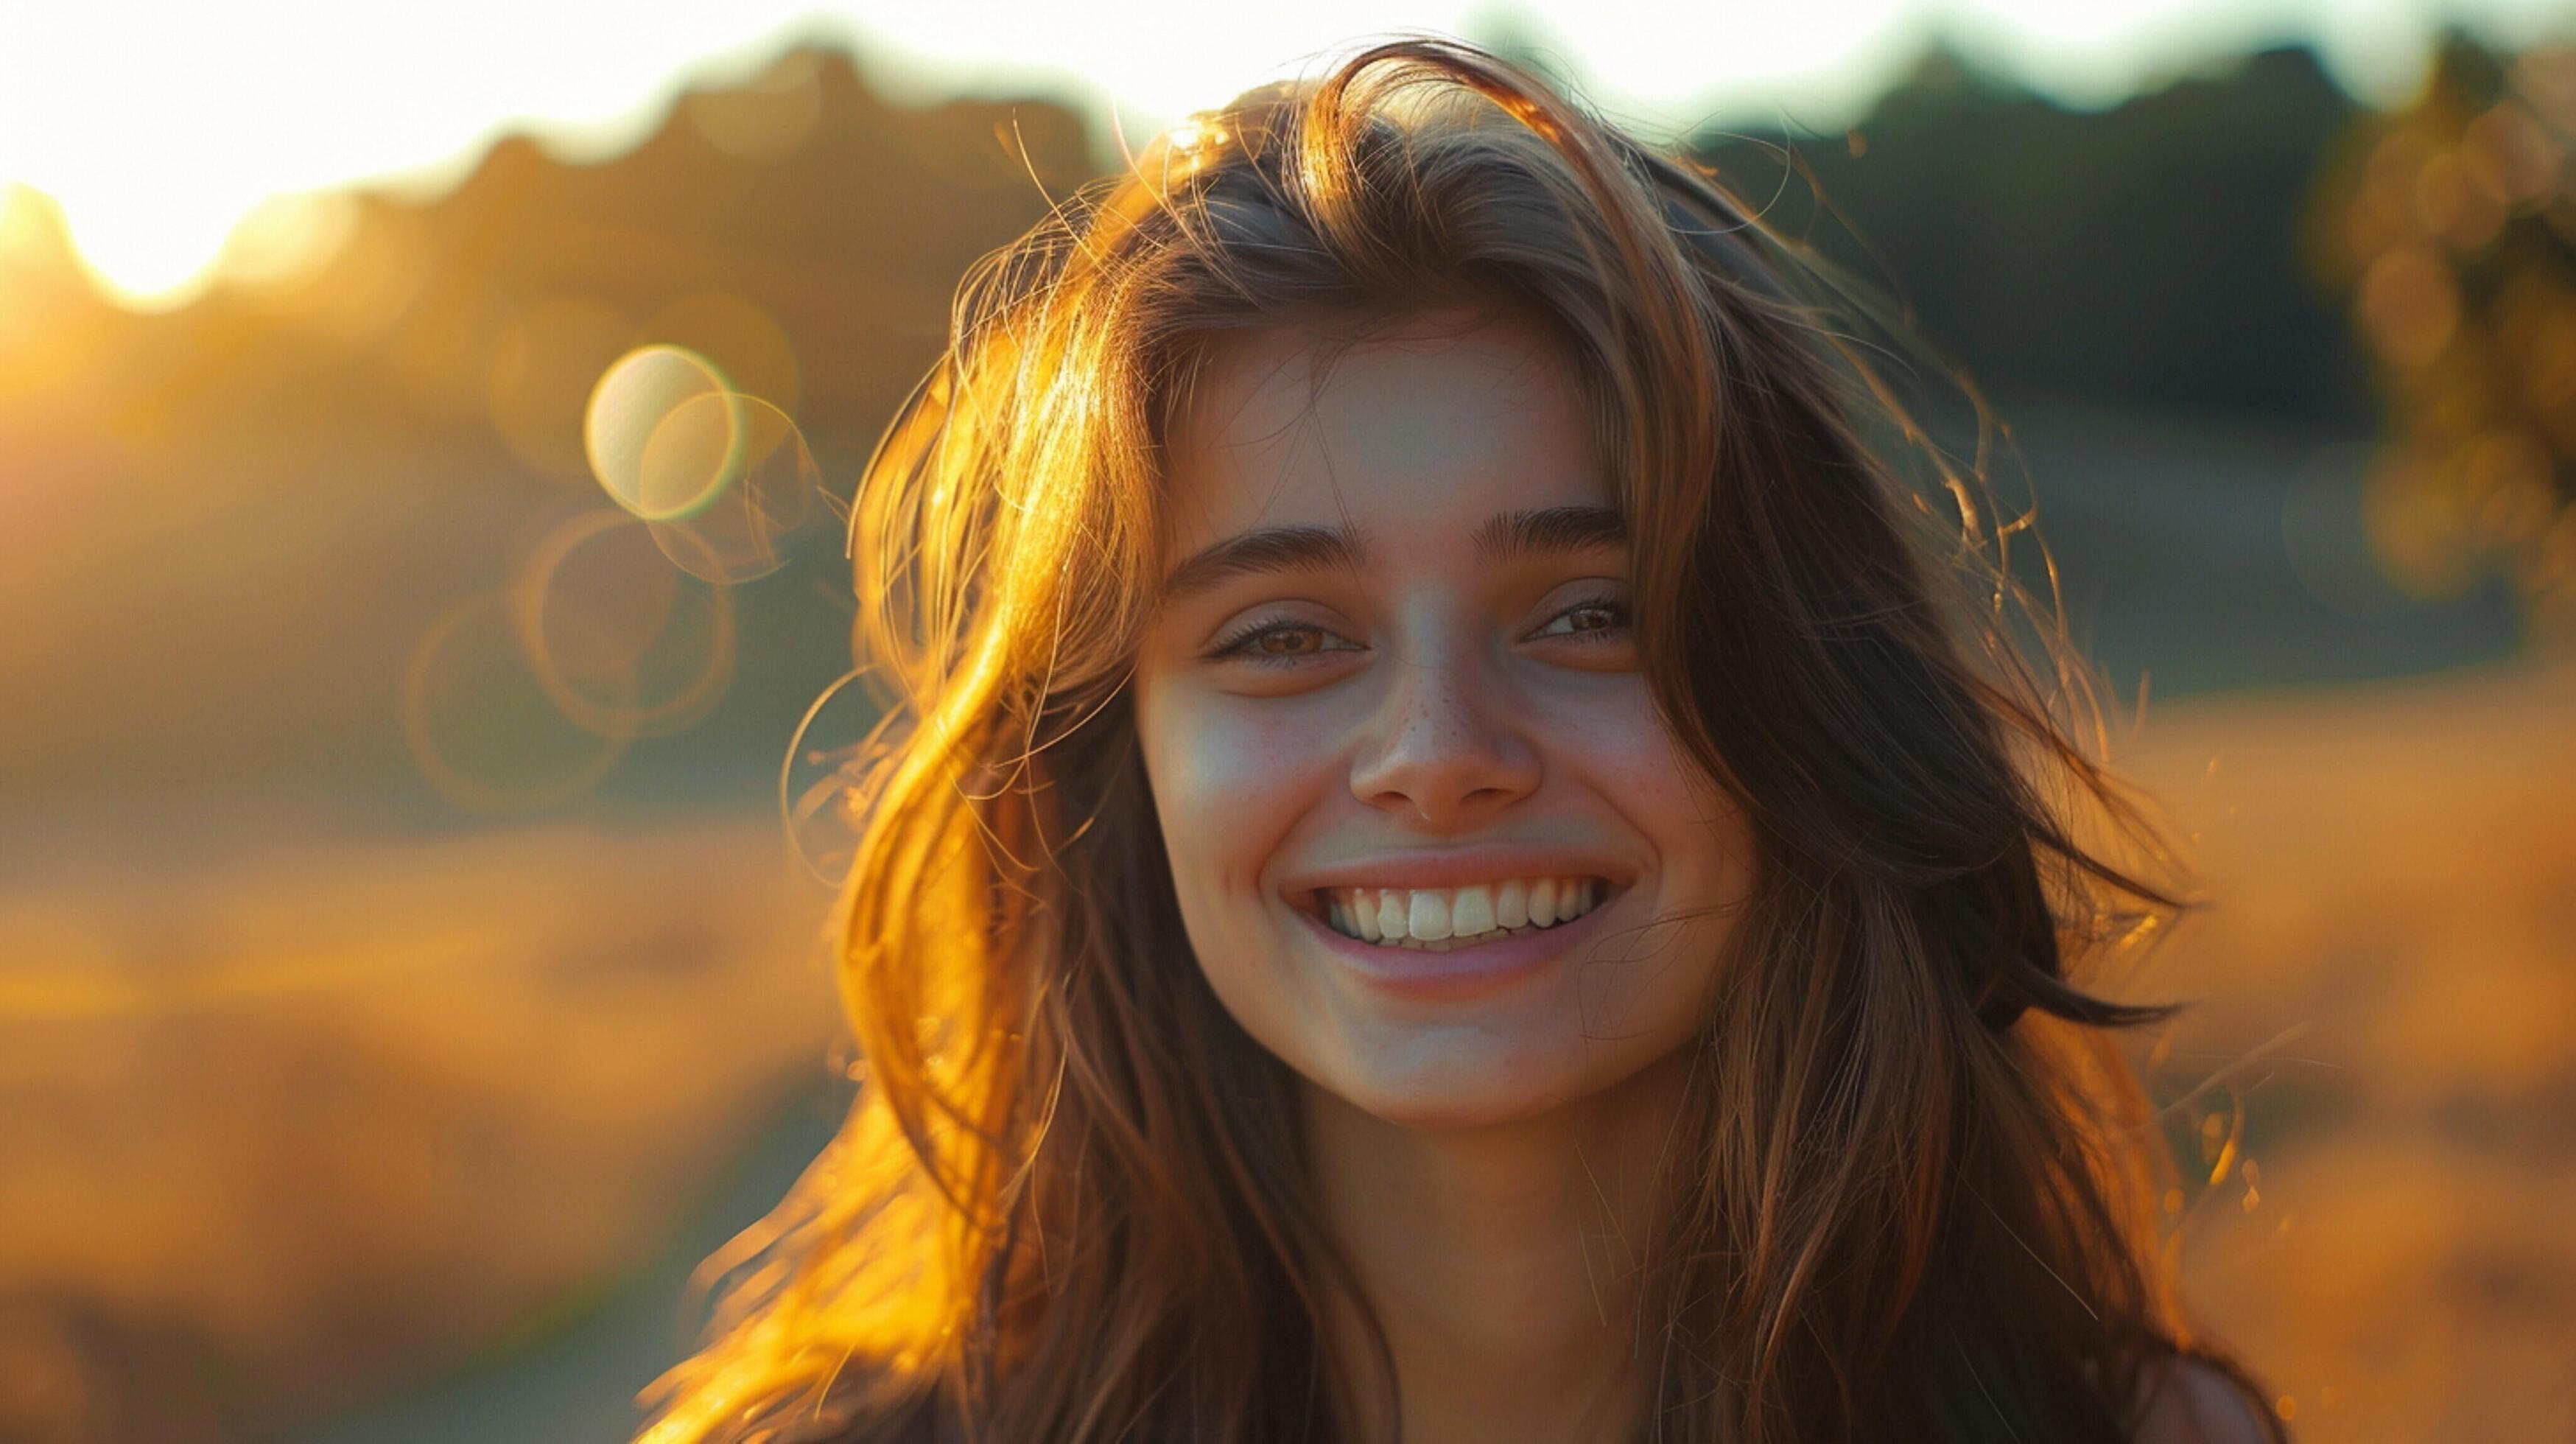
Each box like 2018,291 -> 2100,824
2129,1354 -> 2278,1444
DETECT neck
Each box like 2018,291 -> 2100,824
1304,1051 -> 1690,1444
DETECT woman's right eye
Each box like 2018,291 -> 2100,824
1205,619 -> 1361,667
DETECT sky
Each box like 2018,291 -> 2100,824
0,0 -> 2567,309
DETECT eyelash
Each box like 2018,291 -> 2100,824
1206,594 -> 1632,668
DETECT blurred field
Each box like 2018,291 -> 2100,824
0,816 -> 839,1440
2121,656 -> 2576,1440
0,659 -> 2562,1441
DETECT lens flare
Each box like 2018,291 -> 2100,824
586,344 -> 739,519
400,592 -> 628,813
643,393 -> 822,583
507,508 -> 736,740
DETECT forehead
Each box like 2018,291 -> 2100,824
1159,308 -> 1607,553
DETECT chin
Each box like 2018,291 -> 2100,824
1302,1036 -> 1616,1132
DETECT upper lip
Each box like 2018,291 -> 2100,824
1279,845 -> 1638,897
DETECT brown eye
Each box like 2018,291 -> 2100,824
1530,595 -> 1631,642
1207,617 -> 1361,667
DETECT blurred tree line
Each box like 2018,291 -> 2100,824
1694,41 -> 2369,428
1685,29 -> 2573,613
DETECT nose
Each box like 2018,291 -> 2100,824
1347,642 -> 1542,830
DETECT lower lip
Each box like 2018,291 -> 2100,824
1293,893 -> 1621,1002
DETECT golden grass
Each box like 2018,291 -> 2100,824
0,816 -> 839,1440
2115,659 -> 2576,1440
1,660 -> 2569,1440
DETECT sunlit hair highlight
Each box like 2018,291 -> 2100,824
636,34 -> 2281,1443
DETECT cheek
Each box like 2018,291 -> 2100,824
1135,681 -> 1346,929
1554,684 -> 1754,915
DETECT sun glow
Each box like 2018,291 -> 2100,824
27,183 -> 368,311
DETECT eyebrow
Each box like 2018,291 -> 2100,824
1157,502 -> 1627,602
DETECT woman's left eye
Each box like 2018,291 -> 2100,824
1528,596 -> 1631,642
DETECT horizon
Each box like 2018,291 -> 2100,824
0,0 -> 2566,312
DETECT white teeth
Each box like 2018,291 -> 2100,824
1408,891 -> 1452,941
1317,877 -> 1608,946
1450,884 -> 1494,936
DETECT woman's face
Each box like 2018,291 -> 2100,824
1132,308 -> 1757,1130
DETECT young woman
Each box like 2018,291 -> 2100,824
639,35 -> 2284,1444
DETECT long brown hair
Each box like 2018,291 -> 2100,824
637,35 -> 2281,1443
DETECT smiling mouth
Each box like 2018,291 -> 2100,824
1307,877 -> 1611,952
